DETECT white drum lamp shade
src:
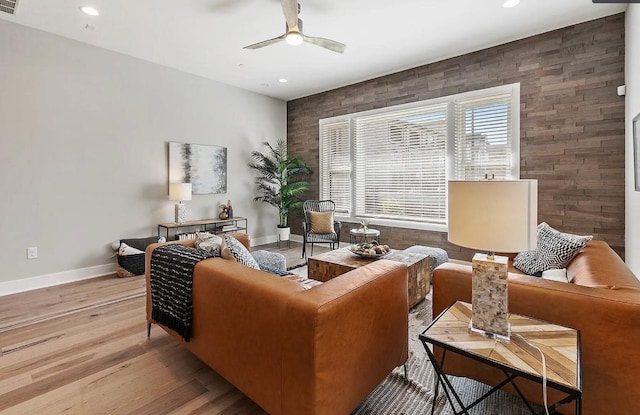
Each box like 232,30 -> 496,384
448,180 -> 537,253
169,183 -> 192,223
448,180 -> 538,340
169,183 -> 192,202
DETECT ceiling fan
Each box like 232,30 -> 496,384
243,0 -> 346,54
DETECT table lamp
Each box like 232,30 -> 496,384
448,180 -> 537,341
169,183 -> 192,224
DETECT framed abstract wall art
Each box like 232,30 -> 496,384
169,142 -> 227,194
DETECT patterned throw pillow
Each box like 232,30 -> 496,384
309,211 -> 335,234
221,234 -> 260,270
194,232 -> 222,256
513,222 -> 593,275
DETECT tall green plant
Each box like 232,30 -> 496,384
249,139 -> 312,227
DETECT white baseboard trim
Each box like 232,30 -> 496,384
250,235 -> 277,246
0,263 -> 116,297
250,234 -> 304,247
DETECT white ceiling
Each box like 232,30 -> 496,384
0,0 -> 626,101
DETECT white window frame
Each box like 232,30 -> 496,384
319,83 -> 520,232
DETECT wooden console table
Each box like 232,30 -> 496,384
308,248 -> 430,308
157,217 -> 248,240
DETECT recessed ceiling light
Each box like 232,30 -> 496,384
503,0 -> 520,8
80,6 -> 100,16
279,78 -> 288,83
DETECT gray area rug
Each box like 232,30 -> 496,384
290,266 -> 542,415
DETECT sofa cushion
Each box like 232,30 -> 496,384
541,268 -> 569,283
513,222 -> 592,275
221,234 -> 260,269
309,211 -> 335,234
194,232 -> 222,256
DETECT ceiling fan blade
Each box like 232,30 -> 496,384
244,34 -> 286,50
281,0 -> 299,31
303,35 -> 346,54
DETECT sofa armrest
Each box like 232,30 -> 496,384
433,262 -> 640,415
280,260 -> 409,415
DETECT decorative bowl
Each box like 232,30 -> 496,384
349,241 -> 391,258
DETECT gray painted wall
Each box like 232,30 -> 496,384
0,20 -> 285,284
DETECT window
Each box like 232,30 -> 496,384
319,84 -> 520,230
319,118 -> 351,214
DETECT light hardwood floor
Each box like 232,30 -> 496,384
0,242 -> 326,415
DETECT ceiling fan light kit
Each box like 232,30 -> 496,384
244,0 -> 345,54
285,31 -> 303,46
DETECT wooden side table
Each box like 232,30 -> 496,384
308,248 -> 430,308
420,301 -> 582,415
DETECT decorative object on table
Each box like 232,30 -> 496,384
633,112 -> 640,190
302,199 -> 341,257
169,142 -> 227,194
169,182 -> 192,224
349,241 -> 391,258
448,179 -> 537,341
218,202 -> 229,220
226,199 -> 233,218
349,227 -> 381,244
249,138 -> 312,243
359,219 -> 370,231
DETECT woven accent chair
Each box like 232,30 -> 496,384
302,200 -> 341,258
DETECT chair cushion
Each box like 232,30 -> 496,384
221,234 -> 260,269
513,222 -> 592,275
309,211 -> 335,234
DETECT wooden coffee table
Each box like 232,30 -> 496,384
308,248 -> 430,308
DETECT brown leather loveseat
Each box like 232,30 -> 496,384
146,234 -> 409,415
432,240 -> 640,415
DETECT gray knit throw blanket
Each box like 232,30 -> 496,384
150,244 -> 212,342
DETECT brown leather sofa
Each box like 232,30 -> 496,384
433,240 -> 640,415
145,234 -> 409,415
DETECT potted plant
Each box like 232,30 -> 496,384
249,139 -> 312,242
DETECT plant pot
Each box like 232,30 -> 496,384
277,226 -> 290,241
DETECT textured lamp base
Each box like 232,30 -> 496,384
471,253 -> 510,341
175,202 -> 187,224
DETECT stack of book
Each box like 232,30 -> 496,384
221,225 -> 237,233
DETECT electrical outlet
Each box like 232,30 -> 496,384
27,247 -> 38,259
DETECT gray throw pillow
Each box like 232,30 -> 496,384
221,234 -> 260,270
513,222 -> 592,275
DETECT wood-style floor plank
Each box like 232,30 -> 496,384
0,240 -> 313,414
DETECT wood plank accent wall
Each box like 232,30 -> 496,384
287,14 -> 626,261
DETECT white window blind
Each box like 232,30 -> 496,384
454,93 -> 515,180
319,118 -> 351,214
318,83 -> 519,229
353,104 -> 448,224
